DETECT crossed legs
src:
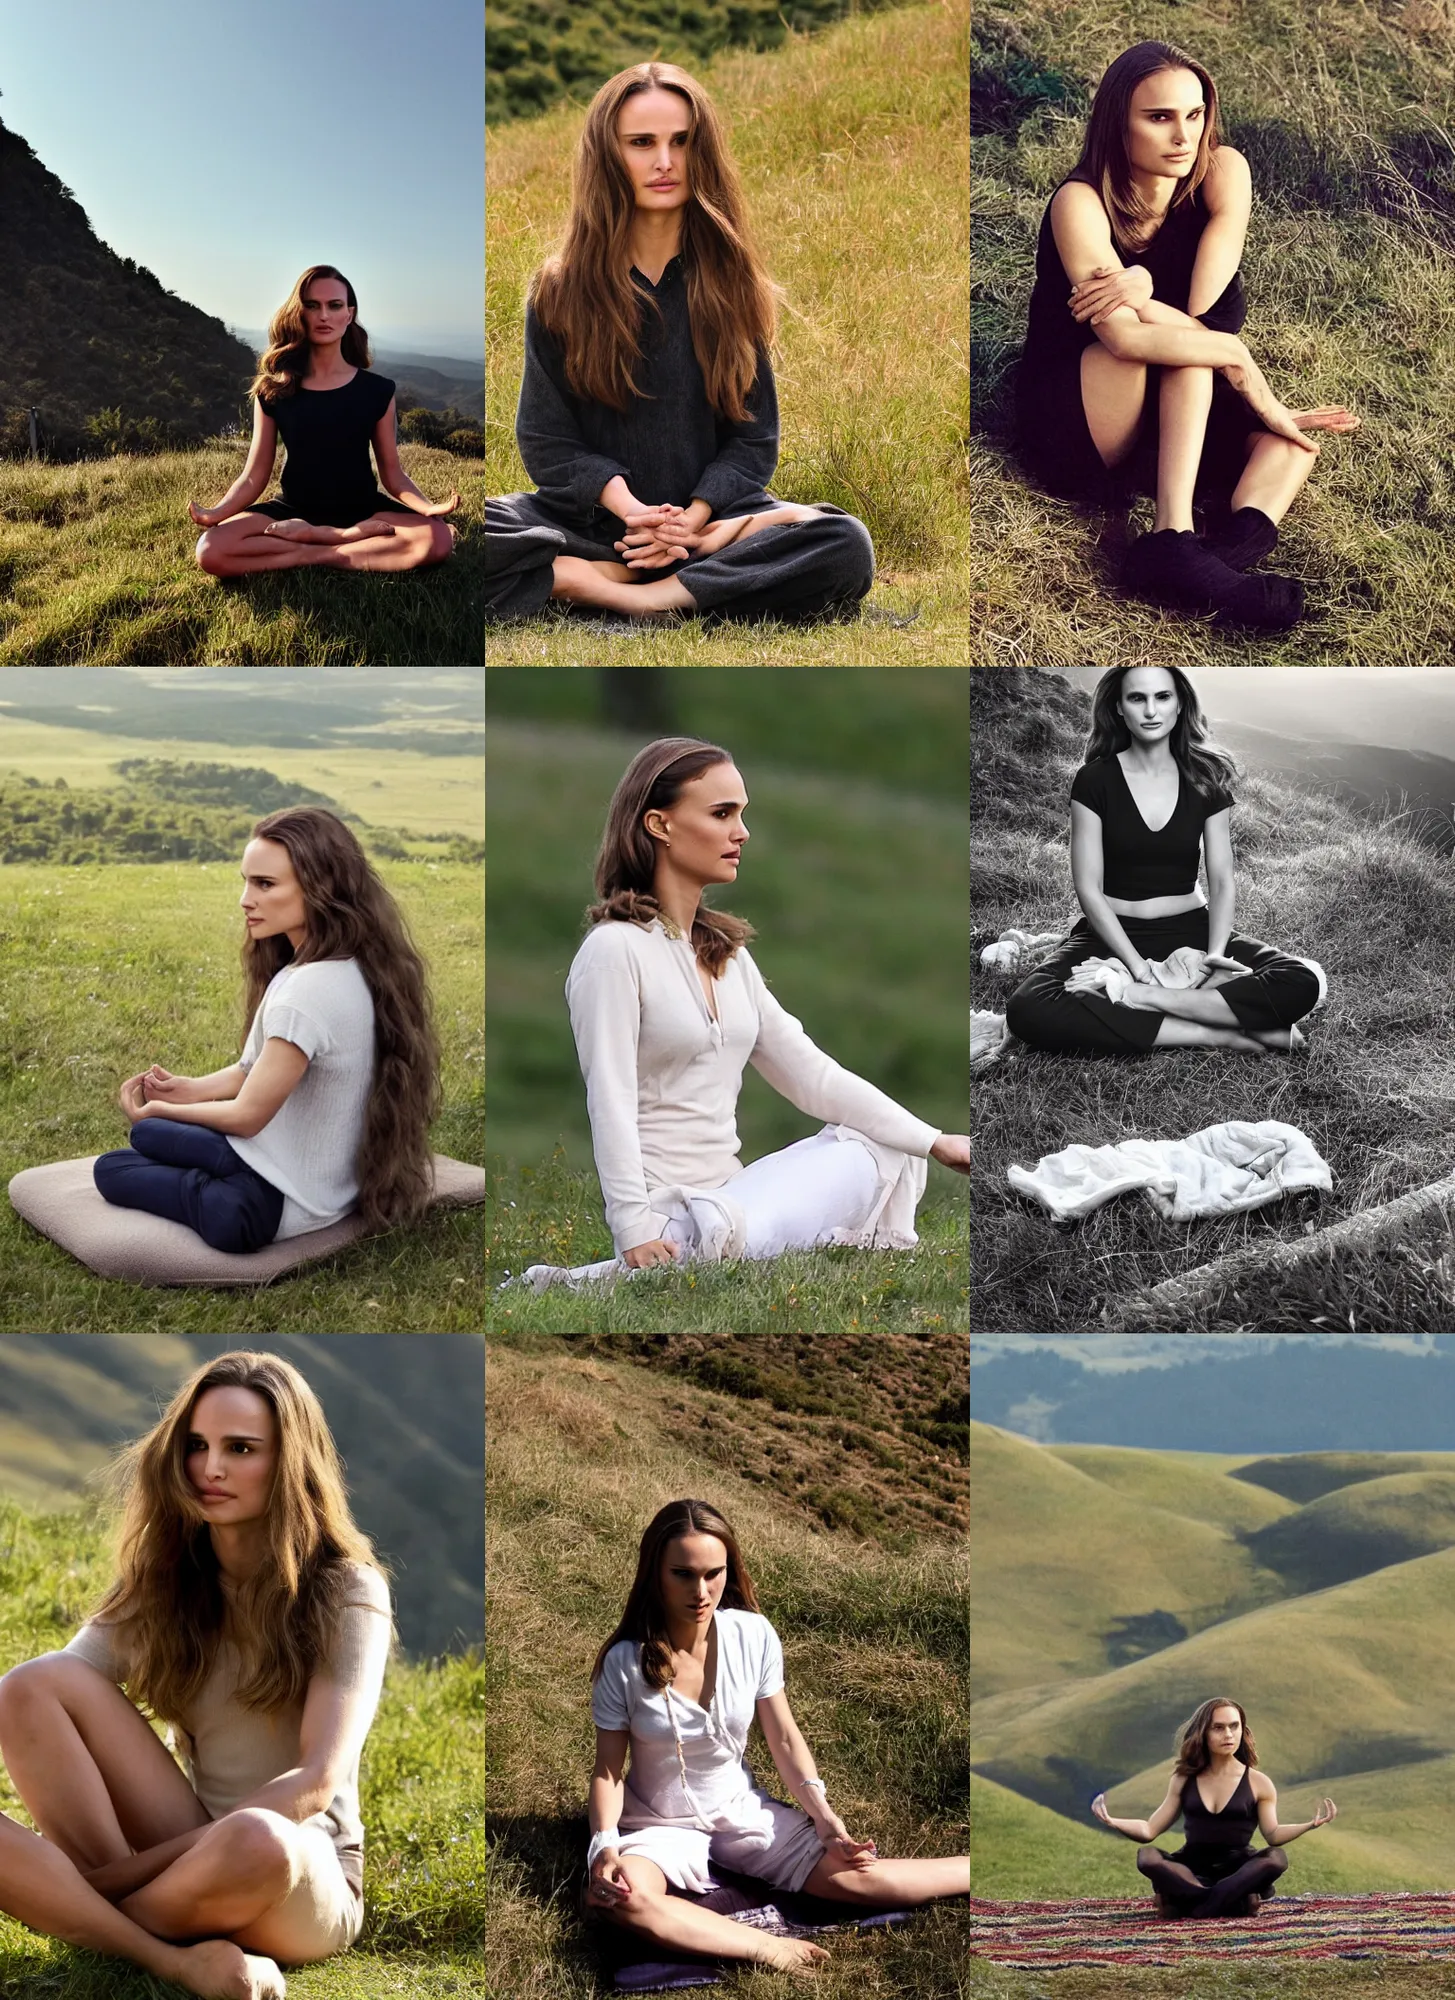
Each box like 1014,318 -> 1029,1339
549,505 -> 824,617
1138,1842 -> 1288,1917
196,512 -> 455,576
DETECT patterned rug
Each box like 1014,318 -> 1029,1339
969,1895 -> 1455,1965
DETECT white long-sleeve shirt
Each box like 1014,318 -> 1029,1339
565,918 -> 940,1254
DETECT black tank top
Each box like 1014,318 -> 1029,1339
1181,1765 -> 1258,1851
1069,757 -> 1231,900
259,368 -> 397,525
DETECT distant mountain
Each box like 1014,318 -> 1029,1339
232,336 -> 483,418
0,1335 -> 482,1659
1219,720 -> 1455,853
0,118 -> 256,456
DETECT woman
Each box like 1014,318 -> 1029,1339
1091,1697 -> 1336,1917
586,1499 -> 968,1974
190,265 -> 458,577
1015,41 -> 1359,628
1005,666 -> 1324,1055
93,807 -> 440,1252
519,737 -> 968,1289
0,1351 -> 394,1987
485,62 -> 875,625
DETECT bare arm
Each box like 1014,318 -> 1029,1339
1257,1778 -> 1338,1846
1091,1776 -> 1181,1844
121,1038 -> 309,1139
586,1728 -> 635,1907
141,1062 -> 247,1106
1187,145 -> 1251,319
757,1689 -> 876,1862
371,398 -> 458,515
190,401 -> 277,525
1201,810 -> 1236,956
1050,183 -> 1248,368
1069,802 -> 1153,977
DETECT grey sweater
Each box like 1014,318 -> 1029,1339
514,256 -> 779,533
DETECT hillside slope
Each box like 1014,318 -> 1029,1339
972,668 -> 1455,1331
0,119 -> 254,454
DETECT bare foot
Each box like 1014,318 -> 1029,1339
753,1936 -> 830,1975
1253,1024 -> 1306,1054
263,519 -> 394,544
173,1940 -> 286,1999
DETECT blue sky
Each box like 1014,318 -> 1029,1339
0,0 -> 483,357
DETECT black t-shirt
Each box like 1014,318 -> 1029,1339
259,369 -> 396,525
1070,755 -> 1232,899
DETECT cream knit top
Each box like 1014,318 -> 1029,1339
566,918 -> 940,1254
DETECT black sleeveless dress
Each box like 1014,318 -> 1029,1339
1167,1766 -> 1271,1888
249,369 -> 416,528
1015,176 -> 1274,508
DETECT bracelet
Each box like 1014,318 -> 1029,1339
587,1828 -> 621,1871
798,1778 -> 828,1802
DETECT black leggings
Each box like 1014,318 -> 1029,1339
1005,911 -> 1323,1055
1138,1841 -> 1288,1917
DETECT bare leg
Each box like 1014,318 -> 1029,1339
119,1809 -> 311,1951
0,1813 -> 284,2000
801,1853 -> 970,1906
601,1855 -> 828,1974
550,557 -> 697,617
1150,1018 -> 1269,1053
1154,366 -> 1215,532
196,515 -> 452,576
1230,431 -> 1317,525
1080,345 -> 1149,467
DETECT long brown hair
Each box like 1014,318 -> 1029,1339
1173,1697 -> 1259,1780
89,1351 -> 390,1720
591,1499 -> 761,1692
588,737 -> 754,977
1071,41 -> 1221,251
248,264 -> 372,404
529,62 -> 777,421
243,808 -> 441,1231
1085,667 -> 1238,805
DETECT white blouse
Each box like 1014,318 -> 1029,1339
566,919 -> 940,1254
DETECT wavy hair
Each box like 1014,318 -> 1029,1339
1173,1696 -> 1259,1780
529,62 -> 777,421
1085,667 -> 1238,804
88,1351 -> 389,1720
243,808 -> 441,1231
588,737 -> 754,977
1070,41 -> 1222,251
591,1499 -> 761,1692
248,264 -> 371,404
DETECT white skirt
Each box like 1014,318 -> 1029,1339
514,1124 -> 927,1292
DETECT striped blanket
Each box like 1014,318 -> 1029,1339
969,1895 -> 1455,1965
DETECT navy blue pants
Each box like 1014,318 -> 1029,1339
93,1119 -> 284,1253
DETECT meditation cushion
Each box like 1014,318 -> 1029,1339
8,1153 -> 485,1287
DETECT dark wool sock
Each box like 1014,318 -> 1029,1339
1204,507 -> 1279,572
1123,529 -> 1303,631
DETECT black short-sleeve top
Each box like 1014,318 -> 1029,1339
1070,756 -> 1232,899
258,369 -> 396,526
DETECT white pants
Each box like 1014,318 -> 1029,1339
518,1126 -> 905,1292
617,1789 -> 827,1897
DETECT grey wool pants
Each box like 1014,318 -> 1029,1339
485,490 -> 875,624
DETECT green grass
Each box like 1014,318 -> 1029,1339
486,1339 -> 968,1999
486,0 -> 969,664
0,860 -> 483,1332
972,0 -> 1455,665
0,447 -> 483,666
0,1501 -> 483,1997
970,1773 -> 1133,1898
971,669 -> 1455,1332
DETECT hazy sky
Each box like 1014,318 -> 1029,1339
1056,670 -> 1455,760
0,0 -> 483,356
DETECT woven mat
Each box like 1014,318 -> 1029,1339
968,1895 -> 1455,1965
612,1875 -> 912,1991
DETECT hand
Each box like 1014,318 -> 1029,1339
188,500 -> 223,527
1091,1793 -> 1112,1824
1286,407 -> 1360,434
622,1237 -> 680,1270
141,1065 -> 202,1105
118,1075 -> 155,1125
1069,263 -> 1153,325
1198,952 -> 1248,986
930,1134 -> 970,1174
1311,1798 -> 1338,1828
816,1812 -> 877,1868
615,505 -> 703,567
414,490 -> 460,517
1221,352 -> 1320,454
588,1851 -> 633,1907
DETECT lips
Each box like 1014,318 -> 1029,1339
648,181 -> 677,190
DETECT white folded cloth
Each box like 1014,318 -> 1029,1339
1009,1119 -> 1332,1223
980,928 -> 1064,974
1064,947 -> 1211,1005
973,1010 -> 1010,1070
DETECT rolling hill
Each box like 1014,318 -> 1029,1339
972,1425 -> 1455,1890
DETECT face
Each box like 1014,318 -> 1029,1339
300,278 -> 354,342
1117,667 -> 1180,742
1207,1705 -> 1244,1757
647,762 -> 749,887
1125,67 -> 1205,179
240,837 -> 308,946
617,86 -> 692,215
658,1531 -> 729,1628
185,1385 -> 277,1527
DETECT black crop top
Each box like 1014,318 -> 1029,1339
1180,1765 -> 1258,1852
1070,756 -> 1231,899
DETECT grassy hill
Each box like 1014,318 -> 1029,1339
971,1427 -> 1455,1893
971,0 -> 1455,665
486,0 -> 969,664
971,667 -> 1455,1331
0,446 -> 482,666
1047,1444 -> 1294,1534
487,1338 -> 968,1999
0,860 -> 483,1334
0,1503 -> 482,1998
